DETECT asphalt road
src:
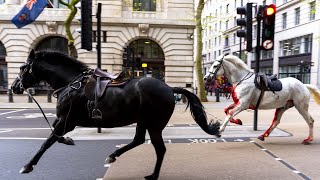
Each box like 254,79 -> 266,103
0,109 -> 252,180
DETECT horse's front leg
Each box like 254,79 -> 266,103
224,103 -> 242,125
220,103 -> 245,133
53,118 -> 75,145
19,120 -> 75,173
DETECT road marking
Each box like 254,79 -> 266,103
0,137 -> 46,140
0,109 -> 26,116
6,113 -> 56,119
0,130 -> 13,133
0,128 -> 51,130
251,141 -> 311,180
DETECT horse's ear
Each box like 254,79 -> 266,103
28,49 -> 35,62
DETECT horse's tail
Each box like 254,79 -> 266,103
172,87 -> 220,137
305,84 -> 320,105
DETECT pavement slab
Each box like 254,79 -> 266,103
103,143 -> 301,180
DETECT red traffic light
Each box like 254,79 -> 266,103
266,4 -> 276,16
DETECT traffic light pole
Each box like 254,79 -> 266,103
253,6 -> 263,131
97,3 -> 102,133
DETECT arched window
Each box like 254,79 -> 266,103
124,39 -> 165,80
0,41 -> 7,92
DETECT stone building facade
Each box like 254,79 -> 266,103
0,0 -> 196,92
202,0 -> 320,86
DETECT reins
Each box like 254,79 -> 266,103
19,69 -> 91,140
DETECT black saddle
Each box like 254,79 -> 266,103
84,68 -> 130,101
254,73 -> 282,92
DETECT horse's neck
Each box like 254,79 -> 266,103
40,65 -> 82,89
224,63 -> 251,84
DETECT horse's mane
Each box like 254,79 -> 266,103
34,49 -> 89,71
223,55 -> 253,72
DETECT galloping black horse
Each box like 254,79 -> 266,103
12,49 -> 220,180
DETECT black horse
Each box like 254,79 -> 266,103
12,49 -> 220,180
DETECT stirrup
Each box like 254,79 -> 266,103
92,109 -> 102,119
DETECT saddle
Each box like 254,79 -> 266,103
254,73 -> 282,92
84,68 -> 131,120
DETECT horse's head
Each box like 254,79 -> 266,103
203,54 -> 225,84
12,50 -> 41,93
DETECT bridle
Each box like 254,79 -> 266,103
17,60 -> 90,140
206,55 -> 226,84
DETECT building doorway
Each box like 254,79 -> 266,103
123,39 -> 165,80
0,41 -> 7,93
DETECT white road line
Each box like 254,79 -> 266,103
0,109 -> 26,116
0,137 -> 46,140
0,128 -> 51,130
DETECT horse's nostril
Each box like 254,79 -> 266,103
204,78 -> 207,81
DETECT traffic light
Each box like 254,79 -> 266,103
261,4 -> 276,51
80,0 -> 92,51
236,3 -> 253,52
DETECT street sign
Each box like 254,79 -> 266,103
262,39 -> 273,50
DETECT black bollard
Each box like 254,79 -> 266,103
210,89 -> 213,96
47,89 -> 52,103
8,89 -> 13,103
28,89 -> 33,103
215,88 -> 220,102
195,87 -> 198,94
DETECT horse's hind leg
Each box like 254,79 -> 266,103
295,104 -> 314,145
258,101 -> 294,141
105,124 -> 146,163
145,129 -> 166,180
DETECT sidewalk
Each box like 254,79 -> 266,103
0,94 -> 56,109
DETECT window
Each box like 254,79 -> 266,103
215,23 -> 217,31
261,50 -> 273,59
280,34 -> 312,56
234,0 -> 237,9
226,20 -> 229,30
219,36 -> 221,45
310,1 -> 316,21
225,36 -> 229,47
272,0 -> 276,5
282,13 -> 287,29
214,51 -> 217,59
219,21 -> 222,30
214,37 -> 217,46
283,0 -> 287,4
234,16 -> 237,26
295,7 -> 300,25
0,0 -> 5,5
226,4 -> 229,13
50,0 -> 71,8
220,6 -> 222,15
215,9 -> 218,17
133,0 -> 156,11
233,33 -> 236,44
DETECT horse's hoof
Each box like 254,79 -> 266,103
144,174 -> 158,180
19,165 -> 33,173
258,135 -> 265,141
302,140 -> 311,145
64,137 -> 75,145
216,134 -> 221,138
105,156 -> 116,163
236,119 -> 242,125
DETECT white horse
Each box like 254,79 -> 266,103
204,55 -> 320,144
